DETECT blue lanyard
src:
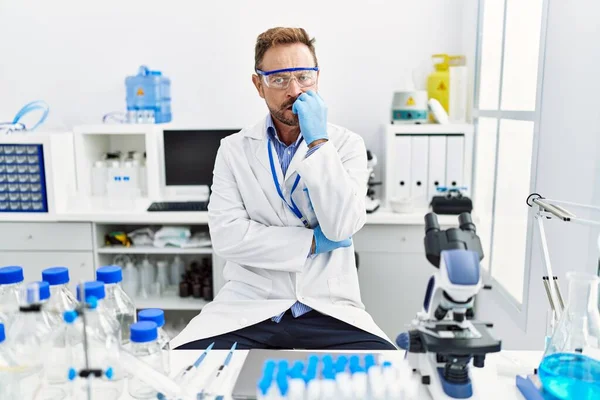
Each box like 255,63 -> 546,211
267,139 -> 310,228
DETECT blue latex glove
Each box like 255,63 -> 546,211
313,225 -> 352,254
292,90 -> 328,146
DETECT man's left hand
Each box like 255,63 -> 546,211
292,90 -> 328,146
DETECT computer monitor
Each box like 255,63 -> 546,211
160,129 -> 239,199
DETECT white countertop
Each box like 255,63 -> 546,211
118,349 -> 540,400
0,200 -> 466,226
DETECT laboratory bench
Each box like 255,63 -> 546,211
118,349 -> 539,399
0,207 -> 470,341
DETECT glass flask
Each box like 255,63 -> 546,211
539,272 -> 600,400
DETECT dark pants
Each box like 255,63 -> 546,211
175,310 -> 396,350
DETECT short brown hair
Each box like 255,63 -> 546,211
254,27 -> 318,71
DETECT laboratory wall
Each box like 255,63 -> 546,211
0,0 -> 472,172
477,0 -> 600,349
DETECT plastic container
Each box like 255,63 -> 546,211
125,66 -> 171,124
156,261 -> 169,295
0,266 -> 24,328
128,321 -> 164,399
96,266 -> 136,345
138,308 -> 171,375
91,160 -> 108,197
122,261 -> 140,299
42,267 -> 77,325
170,255 -> 185,286
6,282 -> 67,400
41,267 -> 78,384
427,54 -> 450,115
68,281 -> 123,399
139,258 -> 156,299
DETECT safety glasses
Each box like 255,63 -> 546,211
256,67 -> 319,90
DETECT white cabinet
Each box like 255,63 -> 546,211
0,251 -> 94,293
0,222 -> 95,292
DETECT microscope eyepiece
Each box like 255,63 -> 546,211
425,213 -> 440,234
458,212 -> 476,232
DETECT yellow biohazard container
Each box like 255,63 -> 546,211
427,54 -> 450,114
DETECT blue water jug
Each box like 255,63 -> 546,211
125,66 -> 171,123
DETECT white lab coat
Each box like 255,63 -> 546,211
170,116 -> 392,349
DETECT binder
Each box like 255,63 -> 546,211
445,135 -> 465,189
410,136 -> 429,207
427,135 -> 447,201
393,135 -> 412,199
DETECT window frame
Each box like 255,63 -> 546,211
471,0 -> 550,330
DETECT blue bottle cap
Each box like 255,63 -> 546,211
138,308 -> 165,328
42,267 -> 70,285
76,281 -> 106,302
0,323 -> 5,342
37,281 -> 50,301
96,266 -> 123,284
130,321 -> 158,343
0,266 -> 24,284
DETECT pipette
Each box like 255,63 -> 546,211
157,342 -> 215,400
196,342 -> 237,399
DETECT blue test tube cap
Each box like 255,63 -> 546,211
257,375 -> 272,396
365,354 -> 376,371
0,323 -> 5,343
96,265 -> 123,284
323,366 -> 336,380
322,355 -> 334,369
383,361 -> 393,368
105,367 -> 114,380
277,374 -> 289,396
0,266 -> 24,285
42,267 -> 70,285
290,361 -> 304,378
76,281 -> 106,302
138,308 -> 165,328
335,355 -> 348,373
350,355 -> 361,367
263,360 -> 276,378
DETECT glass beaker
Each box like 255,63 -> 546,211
539,272 -> 600,399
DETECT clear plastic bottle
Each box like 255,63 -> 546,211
41,267 -> 78,385
156,261 -> 169,295
67,281 -> 123,399
170,255 -> 185,286
137,308 -> 171,375
96,265 -> 136,345
128,321 -> 164,399
0,266 -> 24,328
122,261 -> 140,299
6,282 -> 67,400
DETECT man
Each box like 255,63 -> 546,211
171,27 -> 394,350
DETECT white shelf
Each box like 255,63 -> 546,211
98,245 -> 212,254
134,292 -> 209,310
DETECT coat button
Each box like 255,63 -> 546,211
240,318 -> 248,326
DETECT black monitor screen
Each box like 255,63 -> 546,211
163,129 -> 239,186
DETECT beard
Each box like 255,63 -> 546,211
267,98 -> 299,126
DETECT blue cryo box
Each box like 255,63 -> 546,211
0,144 -> 48,212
